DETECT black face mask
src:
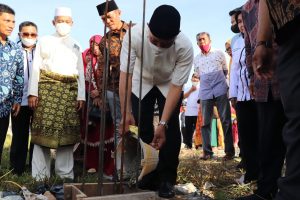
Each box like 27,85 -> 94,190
231,24 -> 240,34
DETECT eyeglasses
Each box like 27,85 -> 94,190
21,32 -> 37,38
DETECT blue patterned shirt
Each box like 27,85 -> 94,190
0,38 -> 24,117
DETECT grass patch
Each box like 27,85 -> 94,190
0,135 -> 253,199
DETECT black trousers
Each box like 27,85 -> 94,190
235,100 -> 259,182
10,106 -> 33,175
275,26 -> 300,200
201,94 -> 235,155
131,87 -> 182,184
183,116 -> 197,148
0,115 -> 10,165
255,94 -> 286,198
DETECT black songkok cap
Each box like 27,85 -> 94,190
229,6 -> 243,16
96,0 -> 119,16
148,5 -> 181,40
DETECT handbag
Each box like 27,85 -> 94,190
88,105 -> 102,121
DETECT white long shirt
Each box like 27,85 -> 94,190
28,33 -> 85,100
120,25 -> 194,99
229,34 -> 251,101
183,83 -> 200,116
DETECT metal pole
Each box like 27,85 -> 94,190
136,0 -> 147,189
97,0 -> 109,196
120,21 -> 132,194
81,54 -> 93,191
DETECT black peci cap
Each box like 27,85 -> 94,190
148,5 -> 181,40
96,0 -> 119,16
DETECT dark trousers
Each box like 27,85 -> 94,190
275,27 -> 300,200
131,87 -> 182,184
0,115 -> 10,165
255,95 -> 286,198
10,106 -> 33,175
201,94 -> 234,155
183,116 -> 197,148
235,100 -> 259,182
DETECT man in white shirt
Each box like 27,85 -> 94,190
182,74 -> 200,149
119,5 -> 193,198
28,7 -> 85,180
10,21 -> 38,175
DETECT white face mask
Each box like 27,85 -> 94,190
21,38 -> 37,47
55,23 -> 72,36
192,81 -> 198,87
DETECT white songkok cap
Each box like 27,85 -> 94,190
55,7 -> 72,17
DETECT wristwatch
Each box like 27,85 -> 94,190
256,40 -> 272,48
158,121 -> 168,129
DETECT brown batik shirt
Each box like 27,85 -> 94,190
242,0 -> 281,102
96,21 -> 129,96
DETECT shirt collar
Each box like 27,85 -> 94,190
0,37 -> 13,48
110,21 -> 129,35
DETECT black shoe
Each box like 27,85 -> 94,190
200,154 -> 214,160
236,159 -> 245,169
158,181 -> 175,199
137,170 -> 159,191
223,152 -> 235,161
235,194 -> 271,200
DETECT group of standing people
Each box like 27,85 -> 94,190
227,0 -> 300,200
0,1 -> 194,199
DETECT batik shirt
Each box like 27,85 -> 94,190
96,22 -> 129,96
266,0 -> 300,44
0,39 -> 24,117
242,0 -> 281,102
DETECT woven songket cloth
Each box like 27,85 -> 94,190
31,70 -> 80,148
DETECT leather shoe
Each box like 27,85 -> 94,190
236,159 -> 245,169
222,153 -> 235,161
200,154 -> 213,160
137,171 -> 159,191
158,181 -> 175,198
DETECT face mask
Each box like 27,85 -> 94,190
192,81 -> 198,87
231,24 -> 240,33
56,23 -> 72,36
21,38 -> 37,47
200,44 -> 211,54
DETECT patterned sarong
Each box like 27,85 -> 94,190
31,70 -> 80,148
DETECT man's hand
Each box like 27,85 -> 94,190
11,103 -> 21,117
28,95 -> 39,110
119,112 -> 135,136
90,90 -> 100,99
230,97 -> 237,109
93,97 -> 102,107
249,78 -> 256,98
190,85 -> 197,92
77,100 -> 85,111
151,125 -> 166,150
252,45 -> 275,80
